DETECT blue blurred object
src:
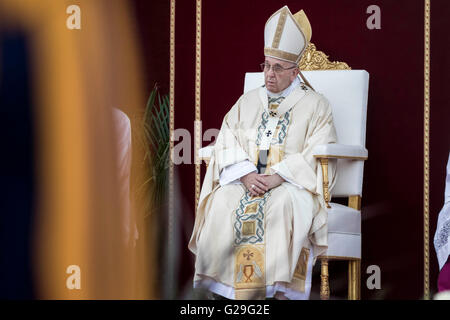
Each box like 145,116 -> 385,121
0,32 -> 36,299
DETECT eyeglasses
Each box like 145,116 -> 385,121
260,62 -> 297,74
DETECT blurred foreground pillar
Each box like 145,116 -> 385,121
0,0 -> 156,299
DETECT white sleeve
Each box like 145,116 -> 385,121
219,160 -> 257,186
271,161 -> 304,190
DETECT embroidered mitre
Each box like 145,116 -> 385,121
264,6 -> 312,64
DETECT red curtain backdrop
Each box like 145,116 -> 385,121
133,0 -> 450,299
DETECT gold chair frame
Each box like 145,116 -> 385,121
300,43 -> 362,300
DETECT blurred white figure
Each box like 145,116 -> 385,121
113,108 -> 139,247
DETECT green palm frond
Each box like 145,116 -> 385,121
135,84 -> 170,217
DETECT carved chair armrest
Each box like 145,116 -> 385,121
312,144 -> 368,208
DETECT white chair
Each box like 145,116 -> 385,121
199,46 -> 369,300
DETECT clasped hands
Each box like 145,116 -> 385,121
240,172 -> 285,197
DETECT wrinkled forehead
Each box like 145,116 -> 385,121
264,56 -> 296,67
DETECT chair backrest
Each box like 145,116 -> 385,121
243,70 -> 369,197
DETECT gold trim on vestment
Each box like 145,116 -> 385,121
242,221 -> 256,236
234,245 -> 266,300
265,102 -> 292,173
265,144 -> 284,174
291,247 -> 310,292
254,148 -> 260,168
245,202 -> 258,214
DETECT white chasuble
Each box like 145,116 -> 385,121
188,83 -> 337,300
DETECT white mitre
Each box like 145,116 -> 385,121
264,6 -> 312,64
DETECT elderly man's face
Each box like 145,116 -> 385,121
263,56 -> 299,94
